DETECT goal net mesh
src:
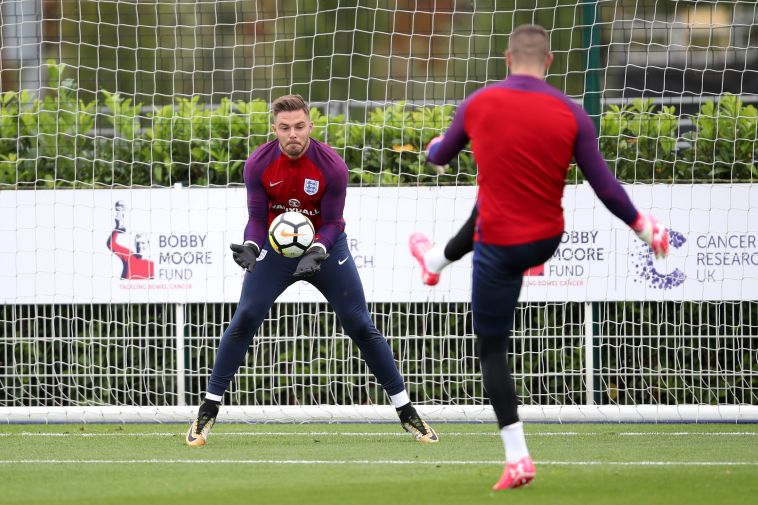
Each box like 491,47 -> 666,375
0,1 -> 756,422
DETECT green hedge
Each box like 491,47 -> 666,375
600,95 -> 758,182
1,64 -> 756,188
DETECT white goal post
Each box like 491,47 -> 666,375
1,1 -> 757,424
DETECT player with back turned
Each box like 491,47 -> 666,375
185,94 -> 438,446
409,24 -> 669,490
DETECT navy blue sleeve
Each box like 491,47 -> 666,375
570,104 -> 639,225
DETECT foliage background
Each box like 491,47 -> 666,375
0,63 -> 756,189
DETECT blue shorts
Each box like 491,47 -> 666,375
472,234 -> 561,337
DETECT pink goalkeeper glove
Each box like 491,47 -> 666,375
426,135 -> 444,153
631,213 -> 670,259
425,135 -> 446,173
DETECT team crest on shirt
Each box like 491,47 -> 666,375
303,178 -> 320,195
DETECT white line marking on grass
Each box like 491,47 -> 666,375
0,459 -> 756,466
1,431 -> 756,438
617,432 -> 758,436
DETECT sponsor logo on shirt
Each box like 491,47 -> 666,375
271,203 -> 319,216
288,198 -> 301,208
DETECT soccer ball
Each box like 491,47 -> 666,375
268,211 -> 315,258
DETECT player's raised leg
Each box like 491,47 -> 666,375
311,237 -> 438,442
409,205 -> 477,285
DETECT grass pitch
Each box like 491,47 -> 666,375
1,423 -> 756,505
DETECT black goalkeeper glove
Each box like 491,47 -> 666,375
230,242 -> 260,272
293,247 -> 329,279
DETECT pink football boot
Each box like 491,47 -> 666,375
408,232 -> 440,286
492,456 -> 536,491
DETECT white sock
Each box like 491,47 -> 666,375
389,390 -> 411,409
205,392 -> 223,403
424,245 -> 451,273
500,422 -> 530,463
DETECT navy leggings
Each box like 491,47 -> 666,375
472,234 -> 562,427
208,236 -> 405,398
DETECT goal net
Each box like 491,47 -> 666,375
1,1 -> 757,423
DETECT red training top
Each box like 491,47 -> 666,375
428,74 -> 638,246
242,138 -> 347,251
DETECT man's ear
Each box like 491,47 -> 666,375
545,52 -> 554,69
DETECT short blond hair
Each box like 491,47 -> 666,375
271,94 -> 310,118
508,25 -> 550,66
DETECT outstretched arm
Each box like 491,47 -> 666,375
572,109 -> 638,225
572,107 -> 669,258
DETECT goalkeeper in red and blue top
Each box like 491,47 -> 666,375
186,94 -> 438,446
409,24 -> 669,491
